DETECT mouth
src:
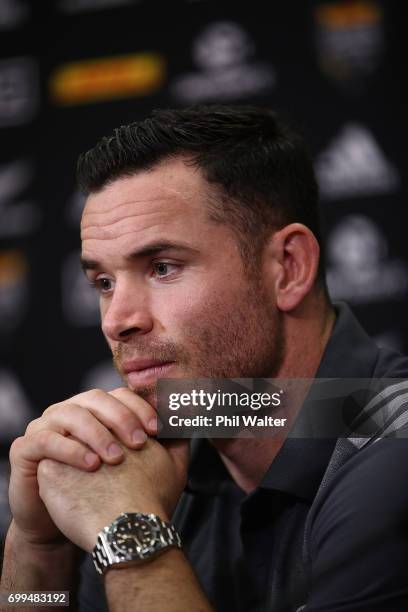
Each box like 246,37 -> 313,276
122,359 -> 176,388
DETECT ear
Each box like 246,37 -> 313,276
266,223 -> 321,312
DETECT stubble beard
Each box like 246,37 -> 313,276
111,278 -> 284,405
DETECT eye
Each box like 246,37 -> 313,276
152,262 -> 179,278
89,277 -> 115,294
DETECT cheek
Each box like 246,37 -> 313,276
152,280 -> 217,327
167,283 -> 241,340
159,298 -> 209,338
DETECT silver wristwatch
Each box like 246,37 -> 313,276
92,512 -> 182,576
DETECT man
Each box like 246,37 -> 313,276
1,105 -> 408,611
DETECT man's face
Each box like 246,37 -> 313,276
80,158 -> 283,404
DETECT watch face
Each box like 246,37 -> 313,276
108,515 -> 158,557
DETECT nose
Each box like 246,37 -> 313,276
101,281 -> 153,342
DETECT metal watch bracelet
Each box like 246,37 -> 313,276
92,512 -> 182,576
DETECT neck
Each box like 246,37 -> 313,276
213,297 -> 336,494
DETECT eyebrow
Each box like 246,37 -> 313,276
80,241 -> 200,272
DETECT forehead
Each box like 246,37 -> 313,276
81,157 -> 211,243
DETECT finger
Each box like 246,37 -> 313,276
68,387 -> 155,438
76,388 -> 151,446
30,391 -> 149,450
25,416 -> 44,435
108,387 -> 158,435
10,432 -> 101,472
43,403 -> 126,464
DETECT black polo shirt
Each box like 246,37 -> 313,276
79,303 -> 408,611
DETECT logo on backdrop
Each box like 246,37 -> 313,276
171,21 -> 276,103
316,123 -> 400,201
0,160 -> 41,237
0,0 -> 29,29
314,0 -> 384,89
0,370 -> 32,442
58,0 -> 138,12
61,250 -> 100,326
326,215 -> 408,303
0,251 -> 29,333
49,53 -> 165,106
0,57 -> 39,127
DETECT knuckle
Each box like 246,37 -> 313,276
37,458 -> 55,479
76,407 -> 100,430
91,427 -> 113,450
24,417 -> 41,434
44,402 -> 83,424
82,388 -> 106,403
108,388 -> 132,406
55,407 -> 102,445
35,429 -> 52,451
110,403 -> 145,432
110,388 -> 152,416
110,387 -> 141,407
110,387 -> 129,399
65,441 -> 83,463
9,436 -> 24,461
42,403 -> 60,417
118,411 -> 141,434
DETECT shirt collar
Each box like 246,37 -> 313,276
186,302 -> 380,499
315,301 -> 379,379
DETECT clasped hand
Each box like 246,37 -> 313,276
8,387 -> 189,551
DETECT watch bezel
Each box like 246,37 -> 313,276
107,512 -> 162,559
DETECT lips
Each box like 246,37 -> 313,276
122,359 -> 176,387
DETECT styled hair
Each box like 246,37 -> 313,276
77,104 -> 326,283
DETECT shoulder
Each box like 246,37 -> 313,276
305,435 -> 408,609
309,435 -> 408,558
373,344 -> 408,378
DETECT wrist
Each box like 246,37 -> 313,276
104,546 -> 184,581
7,520 -> 72,553
2,521 -> 77,592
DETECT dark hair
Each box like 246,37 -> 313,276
77,104 -> 326,284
